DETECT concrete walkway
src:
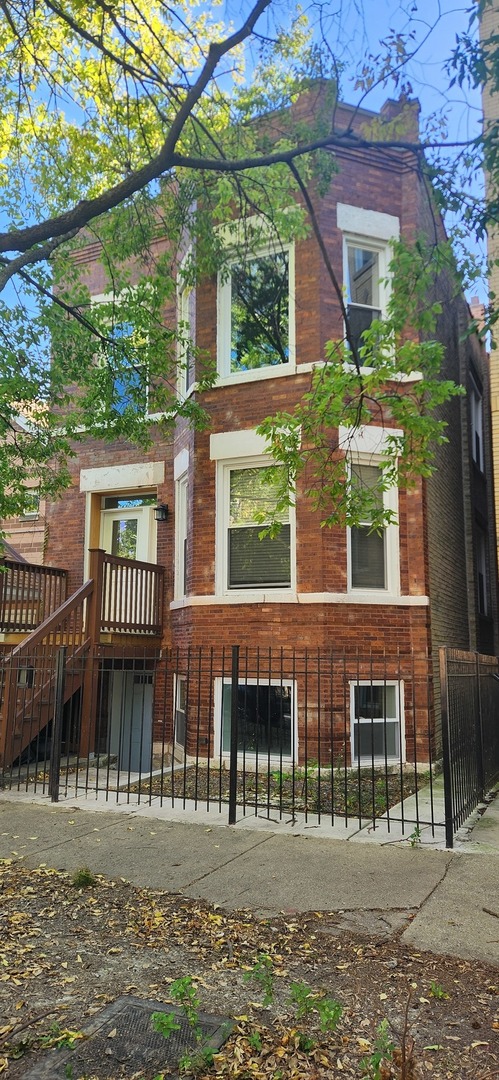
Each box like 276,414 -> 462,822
1,788 -> 499,970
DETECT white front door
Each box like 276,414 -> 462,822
100,494 -> 156,563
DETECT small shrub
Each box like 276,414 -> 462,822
71,866 -> 97,888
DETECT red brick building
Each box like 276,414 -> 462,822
1,97 -> 497,776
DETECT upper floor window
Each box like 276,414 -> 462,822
337,203 -> 399,364
218,242 -> 295,381
347,461 -> 399,595
21,489 -> 40,519
178,282 -> 196,397
344,239 -> 389,357
110,322 -> 147,415
470,378 -> 484,472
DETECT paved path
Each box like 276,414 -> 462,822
1,789 -> 499,969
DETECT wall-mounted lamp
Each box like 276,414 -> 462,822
154,503 -> 169,522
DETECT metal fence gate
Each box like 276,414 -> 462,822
440,647 -> 499,846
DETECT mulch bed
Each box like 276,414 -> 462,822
129,765 -> 426,820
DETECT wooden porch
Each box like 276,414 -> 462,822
0,549 -> 165,768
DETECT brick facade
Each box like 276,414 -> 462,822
5,94 -> 495,769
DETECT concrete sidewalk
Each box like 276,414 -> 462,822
1,789 -> 499,970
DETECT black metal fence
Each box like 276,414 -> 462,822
1,644 -> 446,840
440,647 -> 499,846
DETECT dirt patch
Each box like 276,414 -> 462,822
0,859 -> 498,1079
128,764 -> 426,820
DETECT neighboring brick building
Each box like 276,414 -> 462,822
2,95 -> 497,774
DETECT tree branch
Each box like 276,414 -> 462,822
0,0 -> 272,257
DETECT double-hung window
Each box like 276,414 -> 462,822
347,459 -> 399,595
337,203 -> 399,363
227,465 -> 291,589
345,242 -> 384,356
349,464 -> 386,590
218,240 -> 295,380
351,682 -> 403,764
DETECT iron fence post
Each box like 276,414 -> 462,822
228,645 -> 239,825
439,646 -> 454,848
49,646 -> 66,803
475,650 -> 485,799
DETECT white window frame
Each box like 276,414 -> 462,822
470,377 -> 484,472
215,453 -> 296,600
21,489 -> 40,520
343,235 -> 391,320
350,680 -> 405,766
175,473 -> 189,600
217,238 -> 296,383
346,458 -> 400,597
337,203 -> 399,370
177,252 -> 196,398
214,676 -> 297,764
174,673 -> 187,749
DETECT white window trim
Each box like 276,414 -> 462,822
175,473 -> 189,600
337,203 -> 400,375
177,251 -> 196,399
174,673 -> 187,748
214,676 -> 298,764
346,459 -> 400,598
343,234 -> 391,318
350,680 -> 405,766
217,238 -> 296,383
215,453 -> 296,600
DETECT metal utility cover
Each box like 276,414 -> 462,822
24,994 -> 232,1079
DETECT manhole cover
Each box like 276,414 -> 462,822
23,995 -> 232,1079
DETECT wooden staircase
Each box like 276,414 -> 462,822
0,549 -> 165,770
0,581 -> 93,768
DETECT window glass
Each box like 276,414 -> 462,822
346,243 -> 382,356
22,490 -> 40,518
111,518 -> 138,559
110,322 -> 147,414
470,382 -> 483,471
228,466 -> 290,588
347,246 -> 380,308
353,684 -> 400,762
221,682 -> 293,756
102,494 -> 156,509
230,251 -> 289,372
350,465 -> 386,589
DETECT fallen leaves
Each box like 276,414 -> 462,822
0,859 -> 497,1079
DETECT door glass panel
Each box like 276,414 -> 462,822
111,518 -> 138,559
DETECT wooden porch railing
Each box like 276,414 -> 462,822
0,550 -> 164,768
0,560 -> 68,633
95,549 -> 164,636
